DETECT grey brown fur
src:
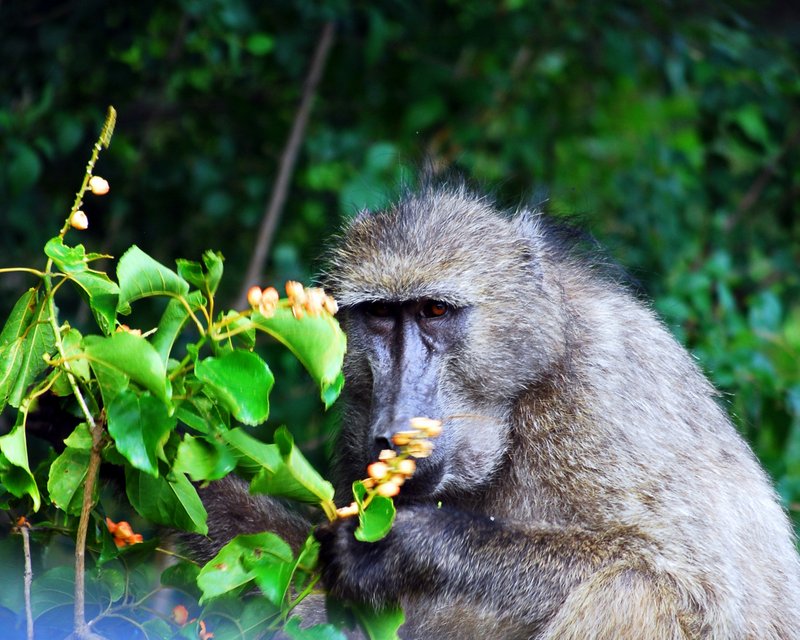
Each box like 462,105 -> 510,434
196,184 -> 800,639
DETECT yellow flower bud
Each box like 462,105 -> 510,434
247,286 -> 263,307
335,502 -> 359,518
396,458 -> 417,476
70,210 -> 89,230
376,482 -> 400,498
367,461 -> 389,480
88,175 -> 110,195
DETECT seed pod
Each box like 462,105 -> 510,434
70,210 -> 89,230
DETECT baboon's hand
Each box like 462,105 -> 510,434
315,506 -> 444,606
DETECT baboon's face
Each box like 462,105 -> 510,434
327,190 -> 567,499
339,298 -> 486,498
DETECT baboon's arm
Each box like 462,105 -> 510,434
316,504 -> 675,634
184,476 -> 314,562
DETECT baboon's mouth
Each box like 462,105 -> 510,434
395,459 -> 445,500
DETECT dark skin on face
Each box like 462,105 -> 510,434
345,298 -> 467,498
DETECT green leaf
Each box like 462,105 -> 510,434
249,427 -> 335,505
44,237 -> 119,334
283,617 -> 348,640
63,422 -> 92,450
116,245 -> 190,315
252,308 -> 346,408
353,481 -> 396,543
60,326 -> 91,382
173,434 -> 237,482
126,468 -> 207,533
150,290 -> 206,364
197,532 -> 293,604
176,250 -> 224,295
352,603 -> 405,640
83,332 -> 170,405
195,350 -> 273,425
107,389 -> 177,476
0,290 -> 37,411
4,290 -> 56,409
245,33 -> 275,57
47,446 -> 92,515
51,327 -> 91,396
222,427 -> 283,474
0,289 -> 36,347
0,418 -> 41,510
175,394 -> 229,434
160,560 -> 201,597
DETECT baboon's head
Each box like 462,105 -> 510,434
323,185 -> 569,500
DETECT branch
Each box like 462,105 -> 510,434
725,127 -> 800,231
236,21 -> 336,308
73,417 -> 106,640
16,518 -> 34,640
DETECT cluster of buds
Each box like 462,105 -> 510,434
247,285 -> 280,317
247,281 -> 339,320
336,417 -> 443,515
285,281 -> 338,319
105,517 -> 143,548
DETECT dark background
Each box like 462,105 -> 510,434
2,0 -> 799,526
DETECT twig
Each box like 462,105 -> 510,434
725,127 -> 800,231
17,519 -> 34,640
73,417 -> 106,639
236,21 -> 336,308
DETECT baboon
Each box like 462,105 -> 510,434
195,184 -> 800,639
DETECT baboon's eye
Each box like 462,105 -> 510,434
365,301 -> 392,318
421,300 -> 449,318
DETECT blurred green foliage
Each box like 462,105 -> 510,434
1,1 -> 799,525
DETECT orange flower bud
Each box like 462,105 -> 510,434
262,287 -> 279,303
70,210 -> 89,230
392,431 -> 414,447
172,604 -> 190,626
323,295 -> 339,315
378,449 -> 397,461
376,482 -> 400,498
367,461 -> 389,480
247,286 -> 263,307
396,458 -> 417,476
88,175 -> 110,195
335,502 -> 359,518
410,417 -> 442,437
285,281 -> 306,302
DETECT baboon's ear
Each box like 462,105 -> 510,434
512,210 -> 547,278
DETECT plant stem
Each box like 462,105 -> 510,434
19,521 -> 34,640
73,416 -> 105,639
